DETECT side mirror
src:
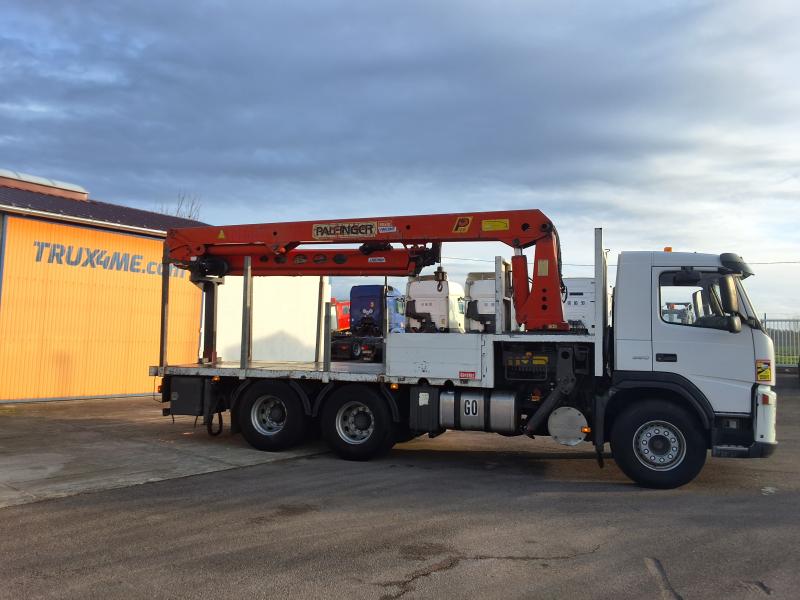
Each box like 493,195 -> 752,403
726,315 -> 742,334
691,290 -> 704,318
719,275 -> 739,314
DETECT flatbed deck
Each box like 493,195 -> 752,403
151,331 -> 600,387
151,360 -> 386,383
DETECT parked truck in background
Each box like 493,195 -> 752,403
330,298 -> 350,332
331,285 -> 405,362
153,209 -> 777,489
405,267 -> 465,333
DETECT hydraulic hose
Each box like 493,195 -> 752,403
206,397 -> 223,436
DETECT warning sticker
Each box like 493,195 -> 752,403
453,216 -> 473,233
756,359 -> 772,382
377,220 -> 397,234
536,259 -> 550,277
217,229 -> 226,240
481,218 -> 510,232
458,371 -> 477,379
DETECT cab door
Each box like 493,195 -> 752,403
651,268 -> 754,413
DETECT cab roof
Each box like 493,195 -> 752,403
618,251 -> 723,268
618,251 -> 753,277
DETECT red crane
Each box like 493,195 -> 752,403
166,209 -> 569,331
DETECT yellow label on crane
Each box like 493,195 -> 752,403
452,216 -> 473,233
217,229 -> 226,240
481,218 -> 510,232
537,259 -> 549,276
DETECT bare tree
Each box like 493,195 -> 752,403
157,191 -> 202,221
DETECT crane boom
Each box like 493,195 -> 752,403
165,209 -> 569,330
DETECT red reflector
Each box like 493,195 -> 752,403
157,385 -> 162,393
761,394 -> 770,405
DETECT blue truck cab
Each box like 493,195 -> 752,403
332,285 -> 405,361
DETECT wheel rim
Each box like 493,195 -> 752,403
632,420 -> 686,471
251,395 -> 287,436
335,400 -> 374,444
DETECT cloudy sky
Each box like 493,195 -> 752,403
2,0 -> 798,315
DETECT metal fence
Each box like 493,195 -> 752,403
763,319 -> 800,368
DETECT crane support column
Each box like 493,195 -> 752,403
511,234 -> 569,331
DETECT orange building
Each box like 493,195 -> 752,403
0,170 -> 202,402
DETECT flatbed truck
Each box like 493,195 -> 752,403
152,209 -> 777,488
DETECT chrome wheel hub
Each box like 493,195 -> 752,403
633,420 -> 686,471
335,401 -> 374,445
251,396 -> 287,436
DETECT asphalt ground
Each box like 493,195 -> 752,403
0,376 -> 798,599
0,396 -> 325,509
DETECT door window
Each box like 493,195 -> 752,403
658,271 -> 730,328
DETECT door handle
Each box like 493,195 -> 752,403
656,353 -> 677,362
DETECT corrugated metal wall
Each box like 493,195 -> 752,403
0,215 -> 201,401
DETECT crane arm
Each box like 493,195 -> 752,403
165,209 -> 568,330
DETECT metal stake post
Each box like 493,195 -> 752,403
158,243 -> 170,369
240,256 -> 253,370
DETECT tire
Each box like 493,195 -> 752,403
321,385 -> 395,460
237,381 -> 308,451
372,344 -> 384,363
610,399 -> 707,489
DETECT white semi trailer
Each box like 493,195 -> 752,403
153,210 -> 777,488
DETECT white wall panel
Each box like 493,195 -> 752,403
216,276 -> 329,362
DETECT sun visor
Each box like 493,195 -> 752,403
720,253 -> 754,278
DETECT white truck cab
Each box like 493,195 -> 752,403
562,277 -> 598,332
464,265 -> 514,333
612,250 -> 777,461
405,271 -> 466,333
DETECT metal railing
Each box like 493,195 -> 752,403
763,319 -> 800,368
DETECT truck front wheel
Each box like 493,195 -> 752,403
238,382 -> 307,451
321,385 -> 395,460
610,399 -> 707,489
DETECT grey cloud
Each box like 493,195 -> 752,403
1,0 -> 798,313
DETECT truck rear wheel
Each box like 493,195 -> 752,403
321,385 -> 395,460
238,382 -> 307,451
610,399 -> 706,489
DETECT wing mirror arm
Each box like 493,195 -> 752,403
727,315 -> 742,334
